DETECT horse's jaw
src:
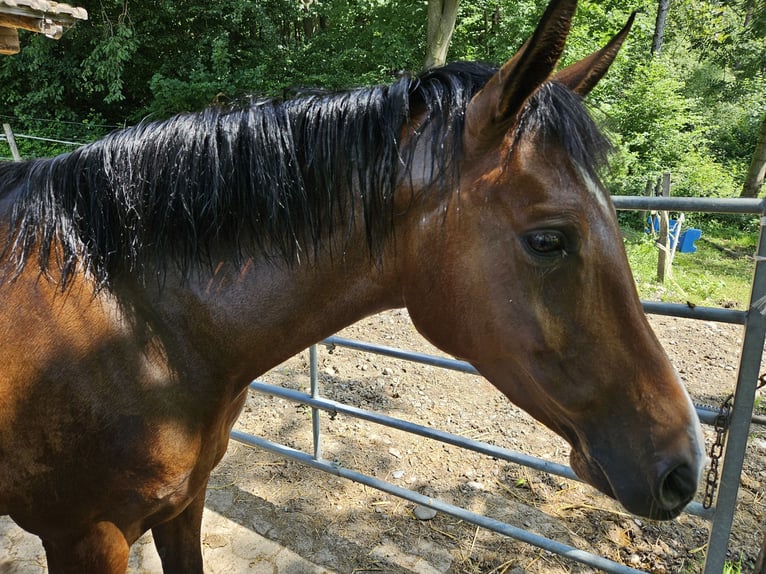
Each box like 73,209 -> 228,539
468,357 -> 705,522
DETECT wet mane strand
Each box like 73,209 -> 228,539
0,63 -> 608,288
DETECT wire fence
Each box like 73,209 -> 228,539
0,121 -> 114,161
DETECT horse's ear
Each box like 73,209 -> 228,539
553,12 -> 636,96
464,0 -> 578,147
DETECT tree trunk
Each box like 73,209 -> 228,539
300,0 -> 317,40
740,113 -> 766,198
424,0 -> 459,70
743,0 -> 754,27
652,0 -> 670,57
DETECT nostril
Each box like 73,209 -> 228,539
658,461 -> 698,510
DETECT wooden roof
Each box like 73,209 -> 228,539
0,0 -> 87,55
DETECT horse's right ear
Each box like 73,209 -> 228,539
553,12 -> 635,96
464,0 -> 578,150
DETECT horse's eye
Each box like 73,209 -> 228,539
523,230 -> 567,257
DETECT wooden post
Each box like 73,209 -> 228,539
2,123 -> 21,161
756,531 -> 766,574
644,178 -> 654,234
656,172 -> 671,283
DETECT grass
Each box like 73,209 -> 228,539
723,554 -> 744,574
622,219 -> 758,309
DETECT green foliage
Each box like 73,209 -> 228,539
707,75 -> 766,166
81,18 -> 137,104
0,114 -> 115,159
624,222 -> 756,308
671,151 -> 739,198
289,0 -> 425,89
671,0 -> 766,79
616,59 -> 700,167
0,0 -> 763,209
449,0 -> 543,62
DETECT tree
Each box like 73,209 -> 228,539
651,0 -> 670,56
740,113 -> 766,197
1,0 -> 763,197
424,0 -> 459,69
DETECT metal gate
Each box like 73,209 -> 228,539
231,195 -> 766,573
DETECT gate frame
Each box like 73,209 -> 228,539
231,195 -> 766,573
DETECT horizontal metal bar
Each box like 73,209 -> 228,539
247,380 -> 712,520
696,405 -> 766,428
687,500 -> 713,519
695,406 -> 721,426
323,335 -> 478,374
230,429 -> 646,574
249,380 -> 575,479
329,314 -> 744,358
611,196 -> 766,215
322,335 -> 479,375
322,337 -> 736,429
641,300 -> 747,324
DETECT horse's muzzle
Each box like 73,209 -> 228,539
570,447 -> 702,521
657,459 -> 699,513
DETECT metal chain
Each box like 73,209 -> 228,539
702,393 -> 733,509
701,374 -> 766,509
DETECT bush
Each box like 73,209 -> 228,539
671,151 -> 739,198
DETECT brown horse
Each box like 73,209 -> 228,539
0,0 -> 703,571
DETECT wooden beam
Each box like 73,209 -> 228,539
0,25 -> 19,54
0,1 -> 87,46
656,172 -> 672,283
0,13 -> 63,37
0,1 -> 87,25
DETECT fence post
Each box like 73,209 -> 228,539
656,172 -> 671,283
756,535 -> 766,574
644,179 -> 654,231
703,210 -> 766,573
2,123 -> 21,161
309,345 -> 322,461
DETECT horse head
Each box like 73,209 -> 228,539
399,0 -> 704,520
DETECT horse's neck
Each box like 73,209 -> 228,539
139,246 -> 404,388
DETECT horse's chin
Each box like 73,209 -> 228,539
569,449 -> 615,499
568,449 -> 686,521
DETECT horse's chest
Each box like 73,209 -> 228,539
0,278 -> 248,528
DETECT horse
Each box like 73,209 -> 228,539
0,0 -> 704,571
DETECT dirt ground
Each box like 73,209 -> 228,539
2,309 -> 765,573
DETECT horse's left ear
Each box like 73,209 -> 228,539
553,12 -> 636,96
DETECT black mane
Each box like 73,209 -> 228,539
0,62 -> 608,288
